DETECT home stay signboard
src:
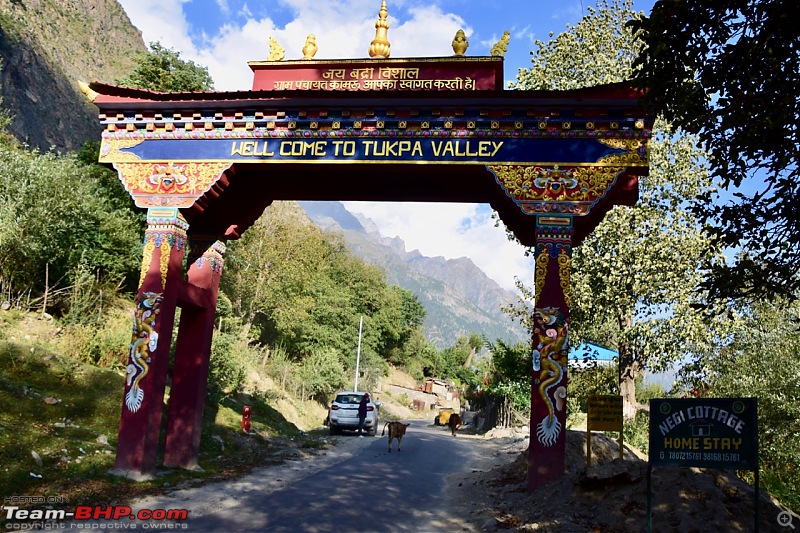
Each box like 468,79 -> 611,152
649,397 -> 757,470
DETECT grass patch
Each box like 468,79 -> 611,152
0,337 -> 321,518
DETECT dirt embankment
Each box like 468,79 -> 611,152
446,428 -> 794,532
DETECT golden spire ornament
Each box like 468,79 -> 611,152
452,29 -> 469,57
490,30 -> 510,58
268,36 -> 285,61
301,34 -> 318,60
368,1 -> 391,59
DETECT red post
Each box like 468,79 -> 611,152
528,218 -> 572,492
242,405 -> 252,433
113,208 -> 187,477
163,238 -> 226,470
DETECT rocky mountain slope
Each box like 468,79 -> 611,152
0,0 -> 145,152
299,201 -> 528,348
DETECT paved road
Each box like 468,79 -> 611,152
75,423 -> 485,532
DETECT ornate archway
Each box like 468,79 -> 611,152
83,5 -> 652,492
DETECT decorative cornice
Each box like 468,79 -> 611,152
97,115 -> 651,144
489,164 -> 629,216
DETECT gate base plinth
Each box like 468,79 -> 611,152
107,468 -> 156,482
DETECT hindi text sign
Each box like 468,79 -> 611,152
586,394 -> 624,465
588,394 -> 623,431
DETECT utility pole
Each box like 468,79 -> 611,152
353,315 -> 363,391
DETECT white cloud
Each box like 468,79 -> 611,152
343,202 -> 534,292
118,0 -> 196,54
216,0 -> 231,16
120,1 -> 472,90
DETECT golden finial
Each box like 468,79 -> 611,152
301,34 -> 318,60
368,1 -> 391,59
490,30 -> 510,58
78,80 -> 98,102
268,36 -> 285,61
452,29 -> 469,57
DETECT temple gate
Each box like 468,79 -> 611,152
82,2 -> 653,492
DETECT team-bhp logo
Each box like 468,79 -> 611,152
3,502 -> 189,530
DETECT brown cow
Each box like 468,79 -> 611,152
448,413 -> 463,436
381,421 -> 410,452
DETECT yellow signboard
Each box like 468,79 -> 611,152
586,394 -> 624,466
588,394 -> 624,431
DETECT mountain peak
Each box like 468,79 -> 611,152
298,201 -> 527,348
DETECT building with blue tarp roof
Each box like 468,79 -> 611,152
569,342 -> 618,368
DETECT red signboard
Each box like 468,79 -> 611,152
249,57 -> 502,92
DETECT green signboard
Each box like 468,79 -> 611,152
649,397 -> 757,470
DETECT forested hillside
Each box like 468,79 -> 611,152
299,200 -> 528,348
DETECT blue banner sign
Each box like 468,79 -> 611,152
108,136 -> 637,165
649,397 -> 757,470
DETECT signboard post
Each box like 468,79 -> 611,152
647,397 -> 758,532
586,394 -> 624,466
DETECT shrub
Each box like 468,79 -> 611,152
296,347 -> 346,402
56,308 -> 132,370
208,332 -> 257,399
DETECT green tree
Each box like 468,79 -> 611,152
482,339 -> 524,405
116,42 -> 214,92
390,328 -> 437,380
207,330 -> 257,399
0,145 -> 142,304
682,298 -> 800,510
381,286 -> 427,365
510,0 -> 726,417
630,0 -> 800,301
434,334 -> 482,383
222,202 -> 328,342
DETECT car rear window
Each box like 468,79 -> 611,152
335,394 -> 363,404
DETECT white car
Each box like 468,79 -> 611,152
328,391 -> 380,436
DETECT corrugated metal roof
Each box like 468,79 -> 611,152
569,342 -> 618,364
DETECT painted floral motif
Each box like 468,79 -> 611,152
113,161 -> 233,208
488,164 -> 627,215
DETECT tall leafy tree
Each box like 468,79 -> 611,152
682,298 -> 800,510
511,0 -> 726,416
629,0 -> 800,301
116,42 -> 214,92
434,334 -> 483,382
222,202 -> 328,342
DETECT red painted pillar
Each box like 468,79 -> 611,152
162,237 -> 226,469
528,216 -> 572,492
113,208 -> 188,477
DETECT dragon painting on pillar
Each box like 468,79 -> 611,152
531,306 -> 568,446
125,291 -> 163,412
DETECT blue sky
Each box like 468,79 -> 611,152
117,0 -> 658,292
